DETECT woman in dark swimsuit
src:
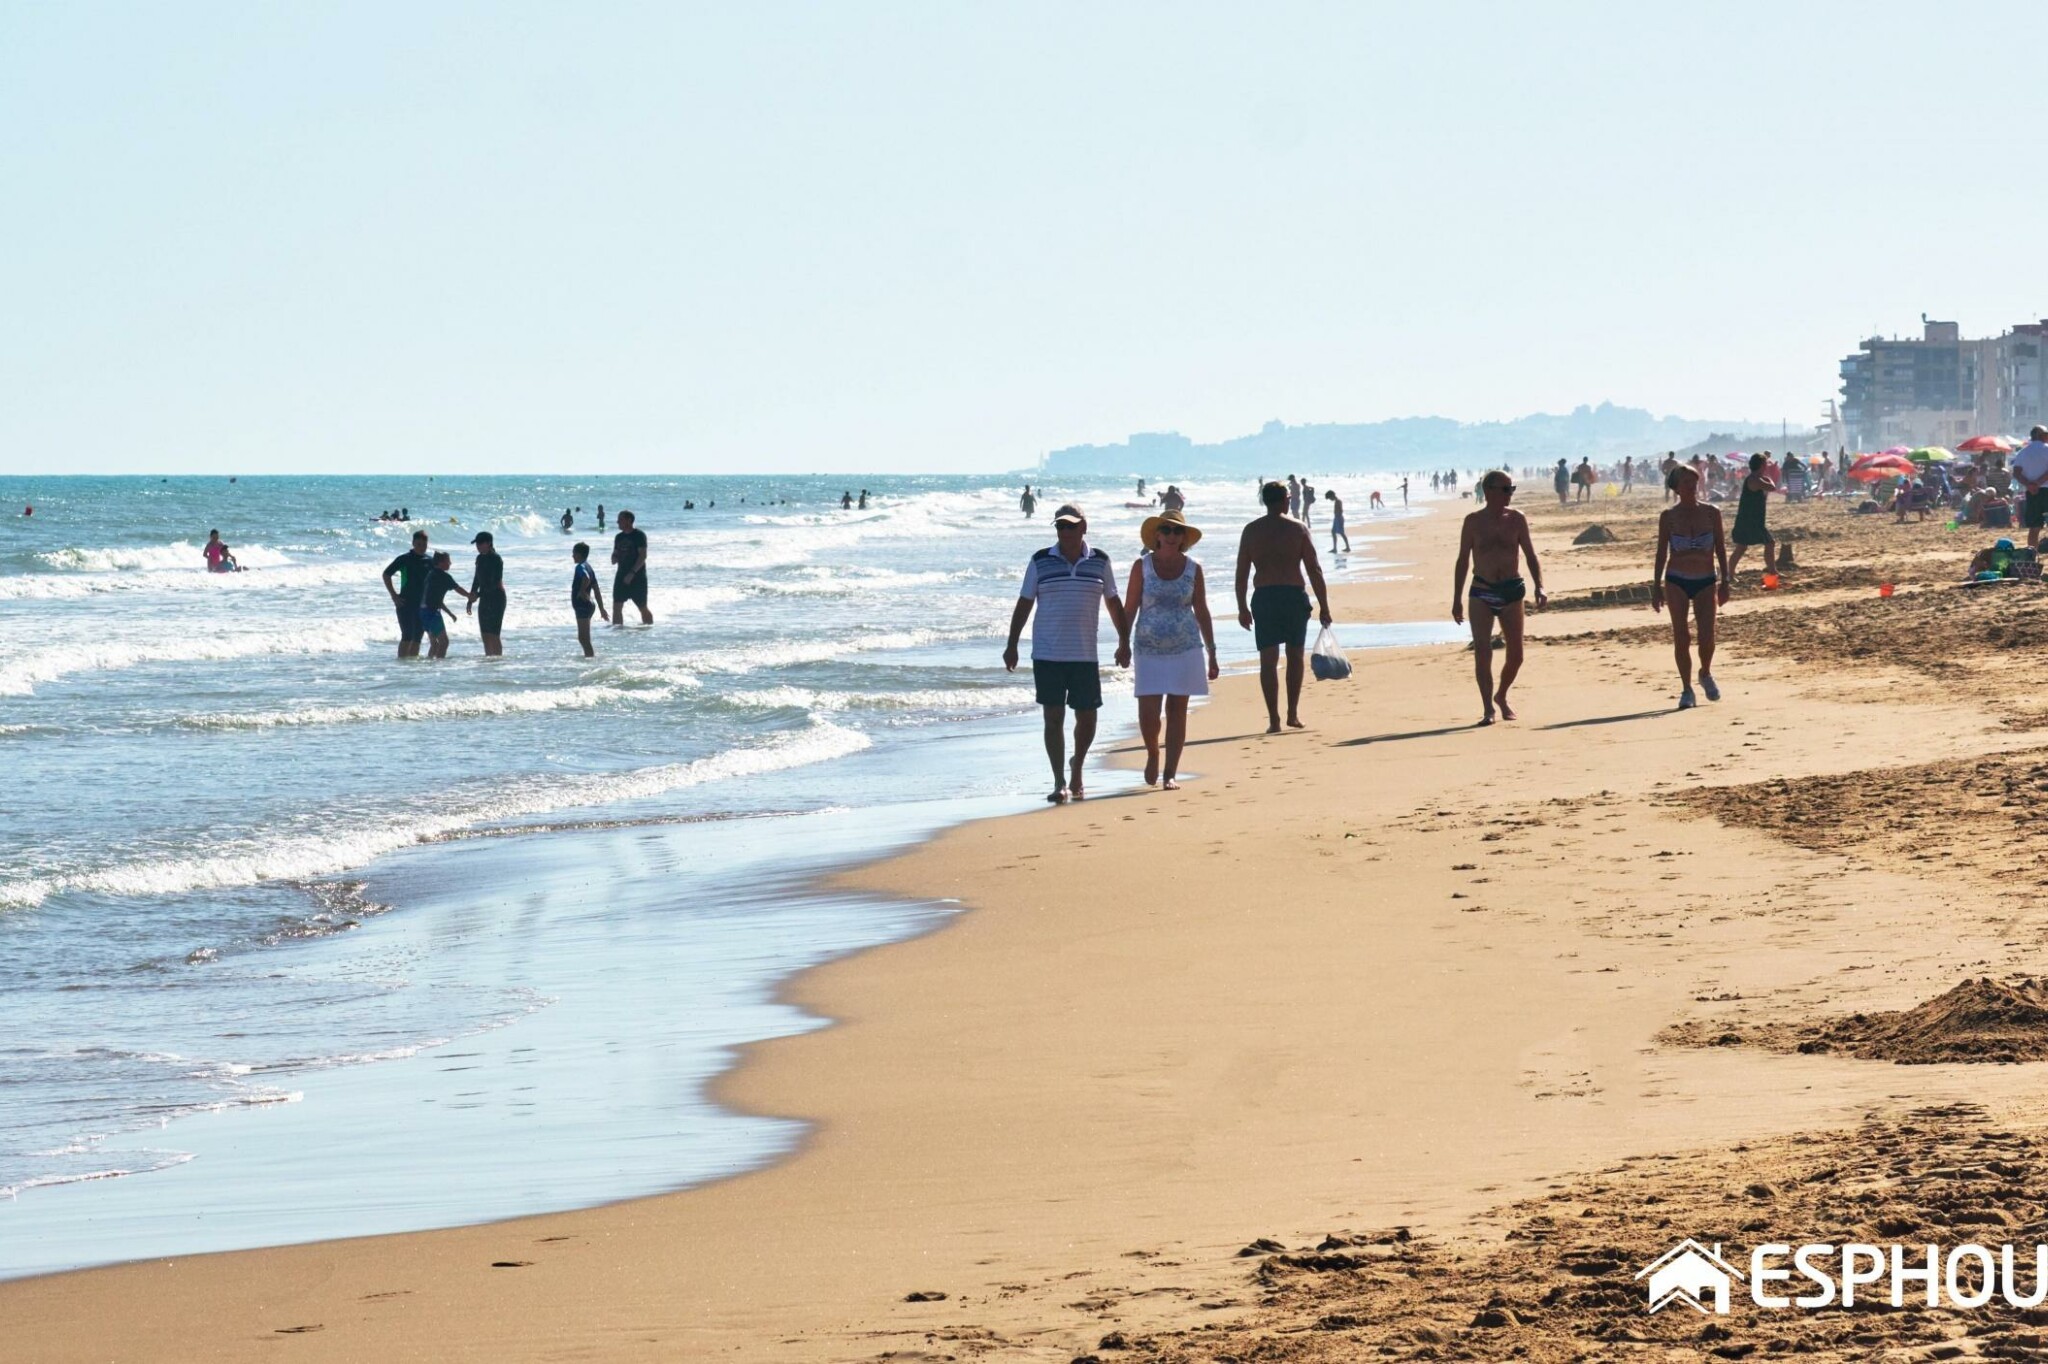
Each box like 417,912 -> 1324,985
1653,464 -> 1731,709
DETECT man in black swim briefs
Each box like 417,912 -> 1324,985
1234,481 -> 1333,734
610,510 -> 652,625
380,529 -> 433,660
1452,471 -> 1547,725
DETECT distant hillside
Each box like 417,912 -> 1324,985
1040,404 -> 1786,476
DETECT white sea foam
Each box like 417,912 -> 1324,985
0,719 -> 871,909
172,683 -> 684,732
34,542 -> 295,574
678,626 -> 988,674
0,619 -> 389,696
724,684 -> 1038,713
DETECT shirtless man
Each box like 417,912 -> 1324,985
1451,470 -> 1547,724
1235,481 -> 1333,733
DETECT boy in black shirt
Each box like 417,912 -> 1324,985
422,551 -> 473,660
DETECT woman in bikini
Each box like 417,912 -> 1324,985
1653,464 -> 1731,709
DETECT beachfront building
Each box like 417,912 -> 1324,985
1998,322 -> 2048,435
1840,315 -> 2048,447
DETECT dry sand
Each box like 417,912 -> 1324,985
14,483 -> 2048,1362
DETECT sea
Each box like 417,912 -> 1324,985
0,472 -> 1450,1277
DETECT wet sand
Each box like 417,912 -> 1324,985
13,484 -> 2048,1362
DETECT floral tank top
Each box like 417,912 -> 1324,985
1134,552 -> 1202,655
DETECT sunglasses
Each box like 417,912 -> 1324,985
1156,524 -> 1188,536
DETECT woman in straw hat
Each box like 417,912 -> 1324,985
1124,508 -> 1220,789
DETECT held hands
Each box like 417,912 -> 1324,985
1002,642 -> 1019,672
1114,642 -> 1132,670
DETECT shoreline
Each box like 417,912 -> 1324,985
18,488 -> 2038,1361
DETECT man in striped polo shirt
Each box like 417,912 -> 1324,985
1003,503 -> 1132,804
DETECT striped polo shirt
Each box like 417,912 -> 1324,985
1019,543 -> 1115,663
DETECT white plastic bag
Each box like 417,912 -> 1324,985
1310,625 -> 1351,681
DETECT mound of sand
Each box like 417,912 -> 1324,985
1571,524 -> 1615,545
1668,977 -> 2048,1065
1091,1104 -> 2048,1363
1801,977 -> 2048,1064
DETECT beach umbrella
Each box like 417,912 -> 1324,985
1908,446 -> 1955,463
1957,435 -> 2014,454
1880,445 -> 1913,457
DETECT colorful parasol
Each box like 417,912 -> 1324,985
1957,435 -> 2014,454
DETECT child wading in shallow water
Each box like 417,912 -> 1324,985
571,542 -> 608,657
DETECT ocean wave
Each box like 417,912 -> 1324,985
678,626 -> 991,674
722,683 -> 1039,713
0,719 -> 872,909
33,541 -> 295,574
0,619 -> 390,696
171,682 -> 685,732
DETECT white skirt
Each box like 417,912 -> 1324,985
1133,646 -> 1209,697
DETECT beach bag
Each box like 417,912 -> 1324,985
1310,626 -> 1352,681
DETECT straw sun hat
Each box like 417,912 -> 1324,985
1138,508 -> 1203,550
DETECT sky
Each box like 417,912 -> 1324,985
4,1 -> 2044,475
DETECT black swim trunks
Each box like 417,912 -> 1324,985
1032,659 -> 1102,711
395,600 -> 425,643
1468,575 -> 1527,612
2025,489 -> 2048,530
614,573 -> 648,611
477,590 -> 507,635
1250,584 -> 1313,650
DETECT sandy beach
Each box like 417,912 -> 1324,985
15,486 -> 2048,1362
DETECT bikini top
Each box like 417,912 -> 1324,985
1669,530 -> 1715,552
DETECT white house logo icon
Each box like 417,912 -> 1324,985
1636,1240 -> 1745,1314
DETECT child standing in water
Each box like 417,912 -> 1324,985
571,542 -> 608,657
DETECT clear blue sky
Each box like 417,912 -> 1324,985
4,2 -> 2042,474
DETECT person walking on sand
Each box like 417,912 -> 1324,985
1553,458 -> 1570,507
381,528 -> 433,660
1452,471 -> 1547,725
1003,504 -> 1131,804
1652,464 -> 1730,709
1725,453 -> 1778,582
1622,456 -> 1635,493
1287,474 -> 1302,519
2013,426 -> 2048,550
1235,481 -> 1333,734
1401,476 -> 1409,506
570,542 -> 608,656
1126,509 -> 1219,790
1325,489 -> 1350,552
1572,458 -> 1595,503
466,530 -> 507,657
610,510 -> 651,625
420,551 -> 474,660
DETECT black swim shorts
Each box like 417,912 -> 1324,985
1250,584 -> 1312,651
614,573 -> 648,610
2025,489 -> 2048,530
477,591 -> 506,635
396,600 -> 425,643
1032,659 -> 1102,711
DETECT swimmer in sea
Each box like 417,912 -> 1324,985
466,530 -> 507,657
610,510 -> 652,625
204,529 -> 229,573
381,529 -> 433,660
